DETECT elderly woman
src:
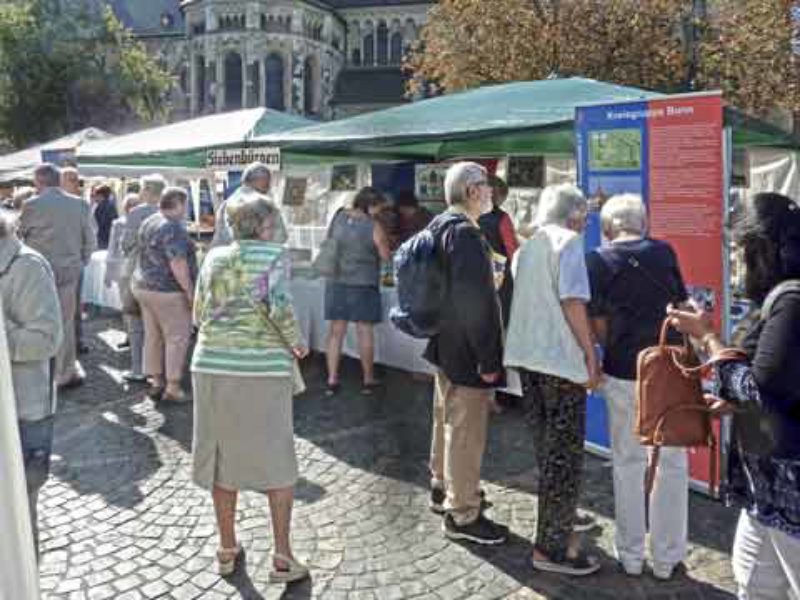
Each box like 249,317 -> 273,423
669,193 -> 800,599
132,187 -> 197,402
191,195 -> 309,582
587,194 -> 689,579
504,183 -> 601,576
0,211 -> 63,556
105,193 -> 145,382
324,186 -> 392,396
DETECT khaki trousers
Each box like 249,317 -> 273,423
429,371 -> 492,525
53,267 -> 82,385
133,288 -> 192,383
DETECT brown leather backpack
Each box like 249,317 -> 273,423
636,318 -> 746,496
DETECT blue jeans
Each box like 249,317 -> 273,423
18,417 -> 54,558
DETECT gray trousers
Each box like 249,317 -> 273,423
18,417 -> 55,559
127,315 -> 144,377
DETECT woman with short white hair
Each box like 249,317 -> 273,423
505,183 -> 601,576
587,193 -> 690,579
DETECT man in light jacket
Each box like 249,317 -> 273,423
18,163 -> 95,388
211,162 -> 272,248
0,211 -> 63,556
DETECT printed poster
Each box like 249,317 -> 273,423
576,94 -> 725,493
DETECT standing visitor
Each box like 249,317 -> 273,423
478,176 -> 518,326
425,162 -> 508,545
211,162 -> 273,248
90,183 -> 118,251
587,194 -> 689,579
192,195 -> 309,582
132,187 -> 197,402
504,183 -> 600,575
105,193 -> 145,382
60,167 -> 89,355
19,164 -> 95,389
395,190 -> 433,247
121,175 -> 166,379
323,186 -> 392,396
669,192 -> 800,599
0,212 -> 63,556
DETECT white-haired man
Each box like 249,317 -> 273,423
425,161 -> 508,545
504,183 -> 600,576
18,163 -> 95,388
211,162 -> 272,248
587,194 -> 689,580
119,174 -> 167,383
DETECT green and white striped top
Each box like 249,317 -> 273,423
191,241 -> 301,377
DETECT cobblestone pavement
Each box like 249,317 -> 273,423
37,316 -> 739,599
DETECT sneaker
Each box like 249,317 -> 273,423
430,488 -> 490,515
619,559 -> 644,577
652,562 -> 680,580
122,371 -> 147,383
531,551 -> 601,576
573,511 -> 598,533
443,514 -> 507,545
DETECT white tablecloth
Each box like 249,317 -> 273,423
81,251 -> 122,311
290,278 -> 433,375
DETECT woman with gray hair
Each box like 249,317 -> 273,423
587,194 -> 690,579
504,183 -> 601,576
132,187 -> 197,402
191,194 -> 309,582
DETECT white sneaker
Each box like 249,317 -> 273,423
620,559 -> 643,577
652,562 -> 676,580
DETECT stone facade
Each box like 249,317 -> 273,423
114,1 -> 433,120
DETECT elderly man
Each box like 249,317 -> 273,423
504,183 -> 600,576
587,194 -> 689,580
0,211 -> 64,556
211,162 -> 272,248
60,166 -> 82,196
18,164 -> 95,388
425,162 -> 508,545
119,174 -> 167,383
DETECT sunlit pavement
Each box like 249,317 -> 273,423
37,315 -> 738,599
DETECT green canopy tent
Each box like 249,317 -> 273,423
0,128 -> 111,183
252,78 -> 799,164
77,108 -> 313,177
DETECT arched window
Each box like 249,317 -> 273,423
390,32 -> 403,65
265,53 -> 285,111
224,52 -> 243,110
363,33 -> 374,66
195,54 -> 205,112
303,57 -> 316,115
376,21 -> 388,65
351,48 -> 361,66
260,14 -> 266,30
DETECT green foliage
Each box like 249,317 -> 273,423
0,0 -> 172,147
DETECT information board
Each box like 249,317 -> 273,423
576,93 -> 725,492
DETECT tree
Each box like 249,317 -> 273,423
697,0 -> 800,117
0,0 -> 172,147
405,0 -> 691,96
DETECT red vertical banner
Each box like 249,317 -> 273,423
647,94 -> 725,488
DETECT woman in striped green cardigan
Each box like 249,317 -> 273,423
191,193 -> 309,583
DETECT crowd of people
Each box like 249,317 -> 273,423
0,159 -> 798,598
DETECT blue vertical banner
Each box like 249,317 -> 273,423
576,102 -> 650,453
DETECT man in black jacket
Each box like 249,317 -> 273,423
425,162 -> 508,545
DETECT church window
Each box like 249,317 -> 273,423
265,54 -> 285,111
224,52 -> 243,110
377,21 -> 388,65
363,33 -> 374,66
352,48 -> 361,66
303,57 -> 316,115
390,32 -> 403,64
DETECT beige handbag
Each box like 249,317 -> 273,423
259,311 -> 307,397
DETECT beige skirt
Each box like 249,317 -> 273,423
192,373 -> 298,492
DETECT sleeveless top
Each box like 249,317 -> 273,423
331,211 -> 380,287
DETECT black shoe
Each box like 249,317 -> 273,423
531,551 -> 600,576
573,511 -> 598,533
443,514 -> 507,545
77,343 -> 90,355
117,340 -> 131,350
430,488 -> 491,515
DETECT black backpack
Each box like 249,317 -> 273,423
390,213 -> 462,339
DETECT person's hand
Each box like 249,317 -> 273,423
292,346 -> 309,360
480,371 -> 500,384
667,304 -> 715,340
583,355 -> 602,391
